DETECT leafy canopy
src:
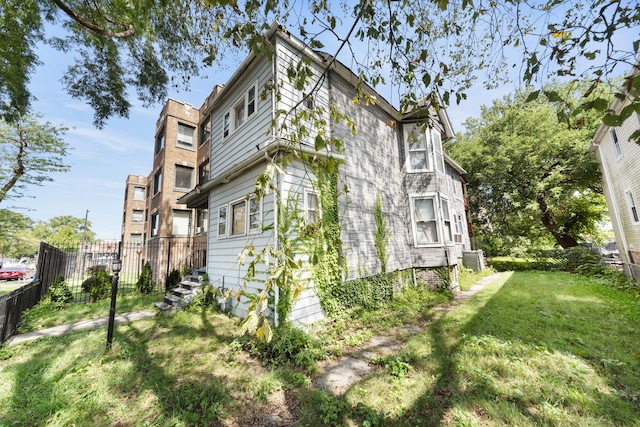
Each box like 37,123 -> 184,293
0,209 -> 38,257
0,114 -> 69,204
32,215 -> 95,248
446,83 -> 609,252
1,0 -> 637,127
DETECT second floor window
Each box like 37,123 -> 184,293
200,115 -> 211,145
174,165 -> 193,191
151,213 -> 160,236
133,186 -> 145,201
177,123 -> 195,148
404,125 -> 444,173
153,170 -> 162,195
132,210 -> 143,224
198,160 -> 210,185
223,82 -> 258,139
611,128 -> 622,157
155,129 -> 165,155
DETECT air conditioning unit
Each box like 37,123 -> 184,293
196,226 -> 203,234
152,228 -> 158,236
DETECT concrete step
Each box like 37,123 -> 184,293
164,294 -> 182,307
172,287 -> 193,298
154,301 -> 174,314
180,281 -> 202,291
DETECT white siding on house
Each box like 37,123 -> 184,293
206,164 -> 275,318
594,111 -> 640,269
209,59 -> 274,182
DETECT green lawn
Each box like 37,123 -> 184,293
1,270 -> 638,426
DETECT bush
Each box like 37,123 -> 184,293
81,266 -> 112,302
245,322 -> 324,371
165,268 -> 182,292
564,246 -> 602,273
46,276 -> 73,305
136,262 -> 154,294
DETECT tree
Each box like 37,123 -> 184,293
0,209 -> 38,257
32,215 -> 95,248
446,84 -> 609,251
0,114 -> 70,204
1,0 -> 637,127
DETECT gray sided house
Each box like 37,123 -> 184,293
179,23 -> 471,326
589,61 -> 640,280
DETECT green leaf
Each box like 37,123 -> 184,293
525,90 -> 540,103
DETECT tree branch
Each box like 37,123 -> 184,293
51,0 -> 134,38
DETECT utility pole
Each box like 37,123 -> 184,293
79,210 -> 89,275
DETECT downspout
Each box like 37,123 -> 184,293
271,36 -> 280,328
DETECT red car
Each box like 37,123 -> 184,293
0,266 -> 35,281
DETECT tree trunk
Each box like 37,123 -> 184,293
537,196 -> 579,249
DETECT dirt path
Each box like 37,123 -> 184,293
313,272 -> 503,395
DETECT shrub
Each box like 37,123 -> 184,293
246,322 -> 324,371
136,262 -> 154,294
564,246 -> 602,273
165,268 -> 182,292
83,268 -> 112,302
181,264 -> 192,278
46,276 -> 73,306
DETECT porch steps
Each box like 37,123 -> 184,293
154,268 -> 206,314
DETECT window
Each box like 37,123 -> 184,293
200,115 -> 211,145
234,98 -> 245,130
133,186 -> 145,201
411,197 -> 439,245
302,92 -> 314,109
247,86 -> 256,117
153,170 -> 162,195
198,160 -> 210,185
627,190 -> 639,223
305,190 -> 320,223
404,126 -> 446,173
196,209 -> 208,233
231,200 -> 246,236
441,198 -> 452,242
132,210 -> 143,224
454,212 -> 465,243
223,83 -> 258,138
611,128 -> 622,157
405,127 -> 431,172
217,206 -> 227,238
151,213 -> 160,237
172,210 -> 190,236
174,165 -> 193,190
130,233 -> 143,244
432,129 -> 445,172
177,123 -> 195,148
223,112 -> 230,138
155,129 -> 165,155
248,196 -> 262,233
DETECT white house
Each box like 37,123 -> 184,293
179,23 -> 472,325
589,62 -> 640,280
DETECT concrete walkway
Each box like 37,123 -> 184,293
314,272 -> 504,395
6,309 -> 157,346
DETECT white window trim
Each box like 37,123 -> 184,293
625,189 -> 639,224
248,195 -> 262,234
440,195 -> 453,243
404,125 -> 432,173
229,197 -> 248,237
610,128 -> 623,158
222,81 -> 258,140
410,193 -> 456,248
217,206 -> 227,239
176,122 -> 195,149
304,189 -> 320,224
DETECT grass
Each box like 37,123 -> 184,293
1,270 -> 639,426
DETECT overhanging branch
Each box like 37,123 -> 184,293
51,0 -> 134,38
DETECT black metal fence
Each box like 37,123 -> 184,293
0,238 -> 207,343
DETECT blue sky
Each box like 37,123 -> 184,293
11,22 -> 512,240
15,11 -> 632,240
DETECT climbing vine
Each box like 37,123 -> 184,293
374,190 -> 390,274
